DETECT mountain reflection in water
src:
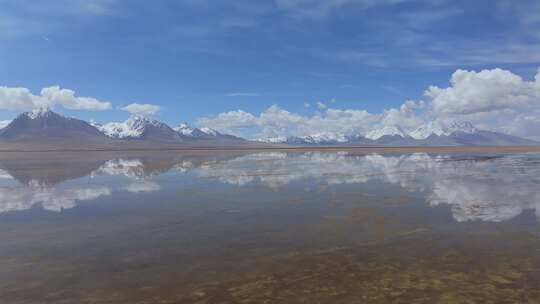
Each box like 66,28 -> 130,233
1,151 -> 540,303
0,151 -> 539,223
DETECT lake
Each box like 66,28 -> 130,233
1,150 -> 540,303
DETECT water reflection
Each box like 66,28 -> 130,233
0,185 -> 111,213
0,151 -> 539,223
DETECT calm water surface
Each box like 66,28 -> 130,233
1,151 -> 540,303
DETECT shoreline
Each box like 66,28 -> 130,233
1,145 -> 540,154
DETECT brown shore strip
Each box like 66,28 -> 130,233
1,145 -> 540,153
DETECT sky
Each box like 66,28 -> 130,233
1,0 -> 540,139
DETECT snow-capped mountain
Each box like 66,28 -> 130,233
0,108 -> 108,140
256,136 -> 289,144
174,123 -> 223,138
365,125 -> 406,140
0,109 -> 536,148
200,127 -> 218,136
256,120 -> 538,146
258,133 -> 369,145
174,122 -> 243,141
410,120 -> 478,140
99,116 -> 181,141
288,133 -> 349,144
409,121 -> 448,139
174,122 -> 206,137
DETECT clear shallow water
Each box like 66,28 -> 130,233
0,151 -> 540,303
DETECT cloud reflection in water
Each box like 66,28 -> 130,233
0,152 -> 539,223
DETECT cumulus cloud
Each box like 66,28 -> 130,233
199,104 -> 384,138
377,100 -> 425,131
199,100 -> 430,139
0,185 -> 112,214
426,68 -> 540,115
41,86 -> 112,110
199,67 -> 540,140
0,85 -> 111,111
422,67 -> 540,140
120,103 -> 161,116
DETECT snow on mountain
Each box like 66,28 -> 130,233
256,132 -> 356,145
365,125 -> 406,140
0,108 -> 535,146
256,121 -> 515,145
88,119 -> 101,127
257,133 -> 349,144
302,133 -> 349,144
174,123 -> 230,138
409,120 -> 478,139
26,107 -> 55,119
447,121 -> 477,134
256,136 -> 288,144
200,127 -> 219,136
174,122 -> 197,136
409,121 -> 448,139
99,115 -> 174,139
0,120 -> 11,129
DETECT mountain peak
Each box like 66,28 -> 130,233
0,108 -> 106,140
99,115 -> 179,140
174,122 -> 195,135
448,120 -> 476,133
410,121 -> 448,139
365,125 -> 406,140
126,115 -> 162,127
409,120 -> 477,139
200,127 -> 219,136
24,107 -> 55,120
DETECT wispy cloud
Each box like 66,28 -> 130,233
274,0 -> 410,20
225,92 -> 262,97
0,0 -> 119,37
120,103 -> 161,116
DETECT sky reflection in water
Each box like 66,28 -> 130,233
0,151 -> 539,223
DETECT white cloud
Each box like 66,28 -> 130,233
0,185 -> 112,214
193,151 -> 540,222
422,67 -> 540,140
426,68 -> 540,115
199,104 -> 383,139
0,85 -> 111,111
120,103 -> 161,116
199,67 -> 540,140
41,86 -> 112,110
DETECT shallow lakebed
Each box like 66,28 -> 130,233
1,150 -> 540,303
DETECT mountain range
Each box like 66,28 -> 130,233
0,108 -> 537,150
257,121 -> 538,146
0,108 -> 250,150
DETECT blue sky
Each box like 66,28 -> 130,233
1,0 -> 540,138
